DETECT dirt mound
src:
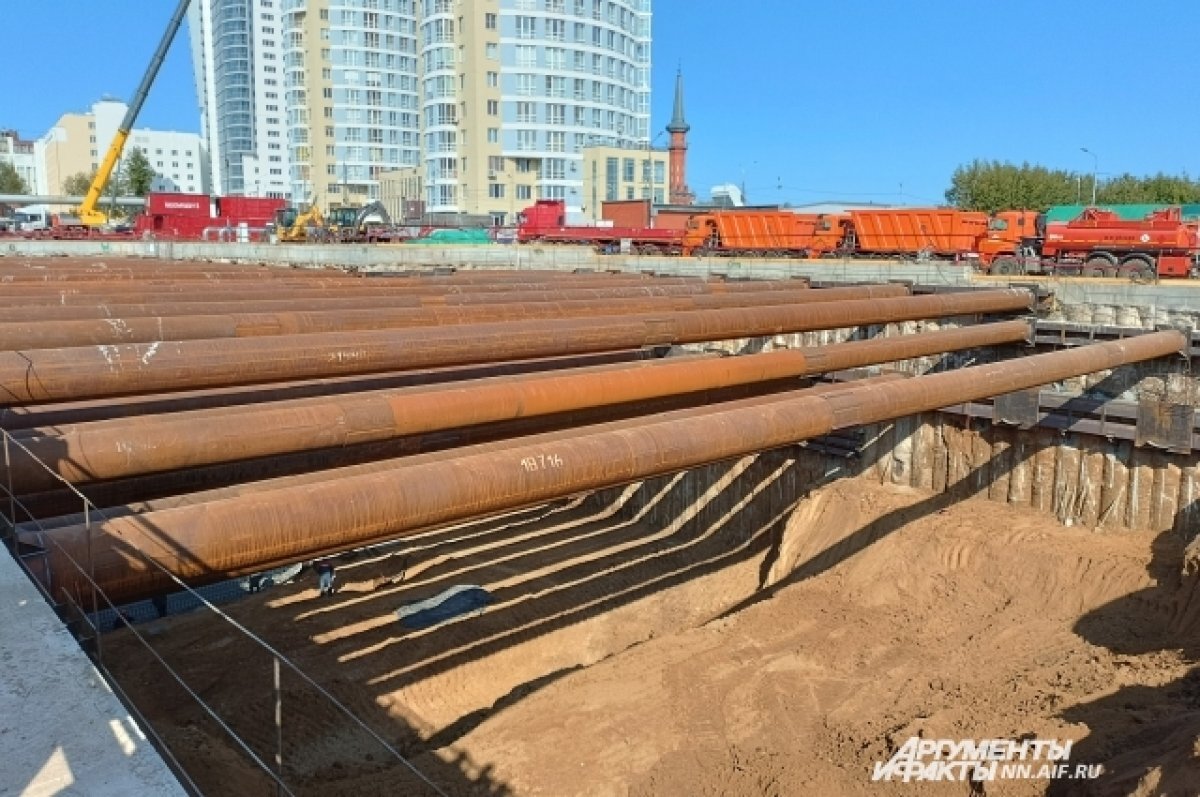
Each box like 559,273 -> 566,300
457,482 -> 1200,796
101,478 -> 1200,795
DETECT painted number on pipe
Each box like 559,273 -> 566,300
521,453 -> 564,472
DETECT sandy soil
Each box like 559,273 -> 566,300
101,478 -> 1200,796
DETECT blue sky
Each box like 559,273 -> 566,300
3,0 -> 1197,205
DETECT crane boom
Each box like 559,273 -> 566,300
78,0 -> 192,226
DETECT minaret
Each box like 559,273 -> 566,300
666,69 -> 694,205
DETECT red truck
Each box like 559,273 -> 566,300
134,192 -> 287,241
987,207 -> 1200,279
517,200 -> 683,255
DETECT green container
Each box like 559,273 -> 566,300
1045,204 -> 1200,222
408,228 -> 493,245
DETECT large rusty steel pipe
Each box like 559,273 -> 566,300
0,277 -> 810,308
11,374 -> 840,522
0,285 -> 906,349
0,282 -> 812,323
0,289 -> 1032,404
0,265 -> 671,283
0,350 -> 659,432
27,328 -> 1183,604
4,320 -> 1030,492
20,378 -> 903,532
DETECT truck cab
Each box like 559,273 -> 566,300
13,206 -> 50,232
979,210 -> 1040,264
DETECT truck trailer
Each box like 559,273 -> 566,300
517,200 -> 683,255
681,211 -> 818,257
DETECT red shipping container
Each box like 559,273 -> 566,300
145,192 -> 212,217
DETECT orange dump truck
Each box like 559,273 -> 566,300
682,211 -> 818,257
843,209 -> 990,260
800,208 -> 1035,266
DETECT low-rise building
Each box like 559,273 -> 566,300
36,100 -> 207,196
0,130 -> 39,194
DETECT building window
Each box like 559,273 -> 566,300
485,12 -> 497,29
487,71 -> 499,88
487,128 -> 499,143
485,42 -> 498,59
488,183 -> 505,199
517,184 -> 532,200
487,99 -> 499,115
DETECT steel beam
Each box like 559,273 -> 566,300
0,289 -> 1033,404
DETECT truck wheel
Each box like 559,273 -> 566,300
1083,256 -> 1111,278
990,257 -> 1020,275
1118,257 -> 1155,280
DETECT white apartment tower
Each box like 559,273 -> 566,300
190,0 -> 293,198
192,0 -> 653,217
279,0 -> 422,206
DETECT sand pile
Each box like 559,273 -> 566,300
101,478 -> 1200,795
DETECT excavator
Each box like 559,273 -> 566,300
69,0 -> 191,230
327,201 -> 393,242
272,197 -> 327,243
272,199 -> 394,243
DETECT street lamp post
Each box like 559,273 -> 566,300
1080,147 -> 1098,206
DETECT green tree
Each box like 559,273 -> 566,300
0,162 -> 29,194
123,147 -> 156,196
949,161 -> 1200,212
945,160 -> 1076,213
61,169 -> 132,220
1095,173 -> 1150,204
61,171 -> 95,196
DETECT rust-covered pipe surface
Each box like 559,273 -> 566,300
0,285 -> 906,349
0,277 -> 809,308
0,265 -> 667,283
27,328 -> 1183,604
5,320 -> 1030,492
0,289 -> 1032,404
20,377 -> 902,532
0,349 -> 659,432
0,282 -> 810,322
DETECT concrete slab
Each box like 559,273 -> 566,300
0,549 -> 186,797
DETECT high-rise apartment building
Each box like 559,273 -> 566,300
190,0 -> 293,198
443,0 -> 654,222
279,0 -> 422,207
192,0 -> 654,223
